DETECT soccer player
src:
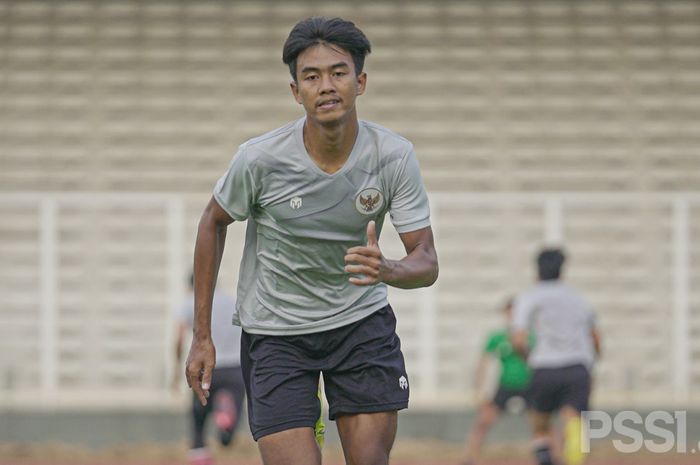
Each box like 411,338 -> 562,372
460,298 -> 533,465
511,249 -> 602,465
185,16 -> 439,465
173,275 -> 245,465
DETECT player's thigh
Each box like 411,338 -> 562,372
476,401 -> 501,427
210,365 -> 246,433
323,306 -> 410,420
530,410 -> 552,436
529,368 -> 562,413
336,411 -> 397,465
258,427 -> 321,465
241,331 -> 322,441
213,366 -> 246,408
560,365 -> 592,412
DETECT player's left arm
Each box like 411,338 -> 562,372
591,327 -> 602,359
171,320 -> 188,390
344,220 -> 438,288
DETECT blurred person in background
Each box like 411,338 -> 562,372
511,248 -> 602,465
460,297 -> 534,465
185,16 -> 438,465
174,274 -> 245,465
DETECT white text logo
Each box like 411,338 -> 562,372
290,196 -> 302,210
582,410 -> 690,454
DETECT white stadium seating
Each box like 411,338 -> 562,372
1,0 -> 699,408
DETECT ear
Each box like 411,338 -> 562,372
356,72 -> 367,96
290,80 -> 303,104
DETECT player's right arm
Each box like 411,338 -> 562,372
510,296 -> 532,358
186,197 -> 234,406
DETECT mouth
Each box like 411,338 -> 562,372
317,99 -> 340,110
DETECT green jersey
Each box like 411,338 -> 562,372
484,330 -> 533,390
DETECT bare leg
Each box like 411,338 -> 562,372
257,427 -> 321,465
531,410 -> 556,465
336,411 -> 397,465
549,417 -> 564,464
461,402 -> 501,464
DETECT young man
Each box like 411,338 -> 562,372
173,275 -> 245,465
460,298 -> 533,465
511,249 -> 602,465
185,16 -> 438,465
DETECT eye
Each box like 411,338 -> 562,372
333,71 -> 347,77
305,75 -> 318,81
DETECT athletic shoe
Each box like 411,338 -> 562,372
188,447 -> 214,465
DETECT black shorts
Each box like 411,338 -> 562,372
493,386 -> 530,411
530,364 -> 591,413
240,305 -> 409,441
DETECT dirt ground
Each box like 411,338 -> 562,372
1,438 -> 698,465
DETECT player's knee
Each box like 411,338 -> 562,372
345,446 -> 390,465
476,415 -> 496,430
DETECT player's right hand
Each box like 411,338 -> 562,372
185,336 -> 216,406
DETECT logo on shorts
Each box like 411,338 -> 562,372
355,188 -> 384,215
290,196 -> 302,210
399,375 -> 408,390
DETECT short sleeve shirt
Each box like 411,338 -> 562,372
484,329 -> 533,390
214,118 -> 431,335
512,281 -> 598,369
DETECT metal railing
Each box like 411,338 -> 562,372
0,192 -> 697,408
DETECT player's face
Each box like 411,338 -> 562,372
290,43 -> 366,127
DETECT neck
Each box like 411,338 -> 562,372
303,113 -> 359,174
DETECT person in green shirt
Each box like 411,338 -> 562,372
460,298 -> 534,465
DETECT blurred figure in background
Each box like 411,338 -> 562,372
460,297 -> 534,465
511,248 -> 602,465
173,274 -> 245,465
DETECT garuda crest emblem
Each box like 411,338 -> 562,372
355,188 -> 384,215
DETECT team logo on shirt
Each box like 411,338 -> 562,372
290,196 -> 302,210
355,188 -> 384,215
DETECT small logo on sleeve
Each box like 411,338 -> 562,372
355,188 -> 384,215
290,196 -> 302,209
399,375 -> 408,390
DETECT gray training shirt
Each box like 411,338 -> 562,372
214,117 -> 431,335
512,281 -> 598,369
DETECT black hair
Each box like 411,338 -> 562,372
282,16 -> 371,82
537,248 -> 566,281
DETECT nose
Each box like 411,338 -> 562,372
319,73 -> 336,94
